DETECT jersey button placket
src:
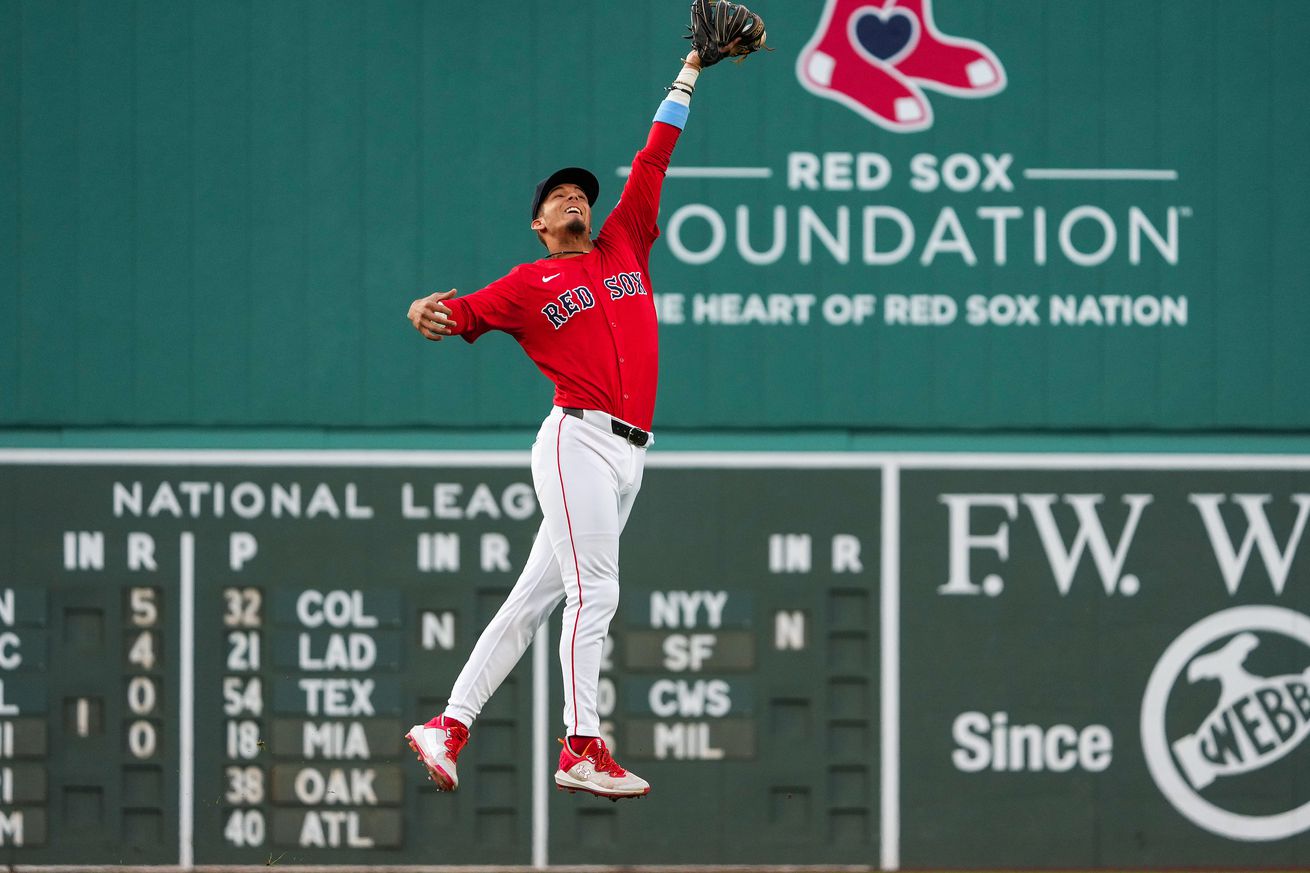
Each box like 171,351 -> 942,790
600,297 -> 628,415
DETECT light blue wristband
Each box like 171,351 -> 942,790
653,98 -> 690,130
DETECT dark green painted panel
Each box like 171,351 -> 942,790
303,2 -> 365,425
133,0 -> 194,422
548,467 -> 881,866
17,1 -> 79,422
248,0 -> 310,424
360,0 -> 422,426
75,1 -> 137,423
900,468 -> 1310,868
0,462 -> 542,862
1267,5 -> 1310,422
0,1 -> 19,422
1212,11 -> 1274,426
192,1 -> 252,424
5,454 -> 1310,864
0,457 -> 880,864
0,462 -> 183,860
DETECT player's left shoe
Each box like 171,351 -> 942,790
554,737 -> 651,800
405,715 -> 469,791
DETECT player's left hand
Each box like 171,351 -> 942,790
409,289 -> 459,341
686,0 -> 768,67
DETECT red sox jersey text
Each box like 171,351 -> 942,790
444,122 -> 680,431
541,272 -> 648,330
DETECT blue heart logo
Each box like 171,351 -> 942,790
852,8 -> 917,63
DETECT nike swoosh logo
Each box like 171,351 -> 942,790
543,273 -> 561,282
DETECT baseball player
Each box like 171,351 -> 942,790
404,5 -> 766,801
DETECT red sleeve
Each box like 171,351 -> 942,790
446,269 -> 523,343
599,121 -> 682,250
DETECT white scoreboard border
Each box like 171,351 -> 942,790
3,449 -> 1309,872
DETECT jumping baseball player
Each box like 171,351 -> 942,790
404,2 -> 766,801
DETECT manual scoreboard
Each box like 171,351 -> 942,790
0,454 -> 881,867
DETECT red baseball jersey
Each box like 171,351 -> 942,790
444,122 -> 681,431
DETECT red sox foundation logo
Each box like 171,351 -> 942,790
796,0 -> 1006,132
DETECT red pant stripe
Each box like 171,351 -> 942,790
555,414 -> 584,736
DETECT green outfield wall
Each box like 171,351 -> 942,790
1,450 -> 1309,868
3,0 -> 1309,431
3,2 -> 1308,868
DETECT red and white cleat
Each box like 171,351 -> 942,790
405,715 -> 469,791
554,737 -> 650,800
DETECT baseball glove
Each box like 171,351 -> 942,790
686,0 -> 769,67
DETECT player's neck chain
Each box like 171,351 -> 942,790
547,250 -> 589,259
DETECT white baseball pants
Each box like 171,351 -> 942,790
444,406 -> 646,737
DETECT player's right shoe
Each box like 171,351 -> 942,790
405,715 -> 469,791
554,737 -> 651,800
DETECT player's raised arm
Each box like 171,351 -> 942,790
606,1 -> 768,246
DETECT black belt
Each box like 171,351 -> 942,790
562,407 -> 650,447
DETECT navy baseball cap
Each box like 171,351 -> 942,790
531,167 -> 599,220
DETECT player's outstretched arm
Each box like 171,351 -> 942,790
408,289 -> 459,342
614,0 -> 769,226
656,49 -> 701,129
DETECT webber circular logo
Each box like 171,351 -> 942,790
1141,606 -> 1310,841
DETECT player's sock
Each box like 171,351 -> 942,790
426,713 -> 468,731
567,735 -> 598,755
887,0 -> 1005,95
796,0 -> 931,132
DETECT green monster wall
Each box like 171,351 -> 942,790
3,0 -> 1308,432
1,452 -> 1309,867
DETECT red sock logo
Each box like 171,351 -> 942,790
797,0 -> 1006,133
890,0 -> 1005,96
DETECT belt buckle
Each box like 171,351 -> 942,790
626,427 -> 649,447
